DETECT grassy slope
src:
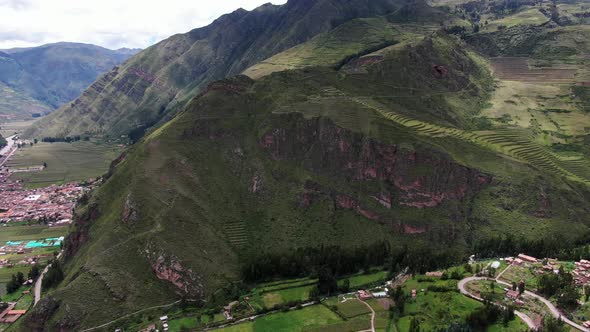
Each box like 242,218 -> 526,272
0,82 -> 52,121
21,30 -> 590,330
243,3 -> 468,79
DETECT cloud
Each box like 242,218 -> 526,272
0,0 -> 287,50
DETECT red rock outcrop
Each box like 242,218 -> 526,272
261,116 -> 491,210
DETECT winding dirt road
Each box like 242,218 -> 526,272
357,297 -> 375,332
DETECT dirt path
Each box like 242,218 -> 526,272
80,300 -> 183,332
356,297 -> 375,332
34,251 -> 63,306
495,264 -> 512,281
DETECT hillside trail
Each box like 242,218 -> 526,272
356,297 -> 376,332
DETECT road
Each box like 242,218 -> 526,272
459,275 -> 589,332
357,297 -> 375,332
458,276 -> 537,330
0,135 -> 17,168
0,135 -> 16,156
34,251 -> 63,306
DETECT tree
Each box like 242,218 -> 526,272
557,286 -> 580,310
317,267 -> 338,296
6,274 -> 19,294
391,286 -> 406,315
543,316 -> 567,332
464,263 -> 472,274
502,305 -> 515,326
339,279 -> 350,293
517,281 -> 525,295
16,272 -> 24,285
488,267 -> 496,278
42,260 -> 64,290
409,317 -> 421,332
308,286 -> 320,301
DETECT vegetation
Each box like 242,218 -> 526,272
17,0 -> 590,330
7,140 -> 123,187
41,260 -> 64,290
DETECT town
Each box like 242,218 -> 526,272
0,136 -> 94,224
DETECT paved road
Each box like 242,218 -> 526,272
494,278 -> 589,332
459,276 -> 589,332
0,135 -> 17,168
0,135 -> 15,156
34,251 -> 63,306
458,276 -> 537,330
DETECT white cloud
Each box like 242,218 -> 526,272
0,0 -> 287,50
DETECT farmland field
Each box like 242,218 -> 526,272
6,141 -> 123,188
491,57 -> 577,83
0,120 -> 36,138
0,225 -> 66,243
0,225 -> 66,291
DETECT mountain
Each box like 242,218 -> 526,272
20,0 -> 590,330
0,43 -> 139,120
23,0 -> 407,139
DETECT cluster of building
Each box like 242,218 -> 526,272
356,289 -> 388,300
505,253 -> 539,266
573,259 -> 590,285
0,305 -> 27,324
0,172 -> 93,223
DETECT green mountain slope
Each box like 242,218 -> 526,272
23,0 -> 406,139
22,29 -> 590,330
0,43 -> 138,120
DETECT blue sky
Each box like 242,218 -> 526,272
0,0 -> 287,50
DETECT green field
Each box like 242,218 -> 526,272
0,225 -> 66,243
0,120 -> 36,138
344,271 -> 389,289
248,271 -> 389,311
215,305 -> 345,332
6,141 -> 123,187
0,225 -> 65,290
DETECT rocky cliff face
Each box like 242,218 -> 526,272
261,116 -> 491,211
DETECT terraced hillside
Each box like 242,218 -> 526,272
23,32 -> 590,331
321,88 -> 590,185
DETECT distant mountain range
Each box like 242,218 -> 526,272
0,42 -> 139,121
23,0 -> 403,139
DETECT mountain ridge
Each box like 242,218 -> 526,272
0,43 -> 139,120
23,0 -> 407,139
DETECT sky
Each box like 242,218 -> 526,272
0,0 -> 287,50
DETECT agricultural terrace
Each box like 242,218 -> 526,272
7,140 -> 123,188
0,120 -> 35,138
